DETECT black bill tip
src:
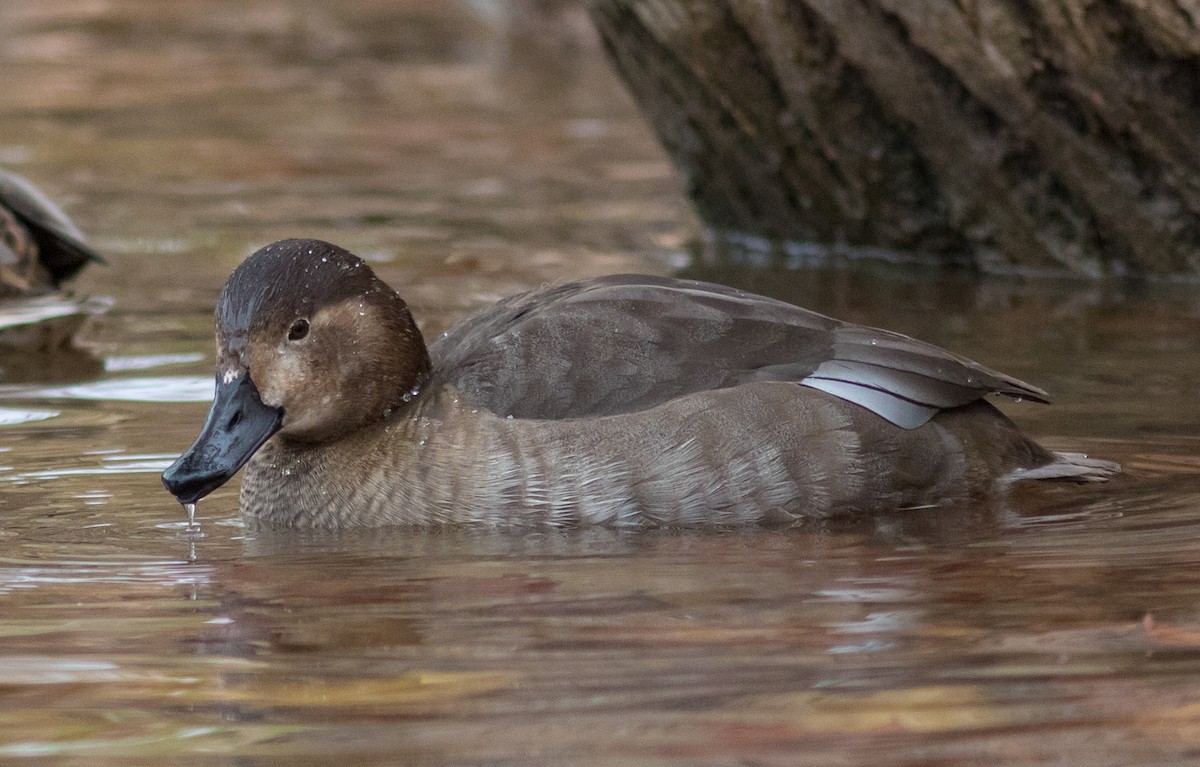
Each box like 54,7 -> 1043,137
162,370 -> 283,504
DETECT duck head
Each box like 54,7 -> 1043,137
162,238 -> 430,504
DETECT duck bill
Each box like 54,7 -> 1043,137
162,369 -> 283,504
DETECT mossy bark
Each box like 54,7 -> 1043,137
590,0 -> 1200,276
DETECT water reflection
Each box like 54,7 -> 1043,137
10,453 -> 176,480
103,353 -> 204,372
0,376 -> 213,403
0,407 -> 57,425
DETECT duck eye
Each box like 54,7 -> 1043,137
287,318 -> 310,341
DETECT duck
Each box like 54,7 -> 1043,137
0,170 -> 107,352
161,238 -> 1118,528
0,169 -> 103,298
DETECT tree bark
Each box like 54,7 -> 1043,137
590,0 -> 1200,277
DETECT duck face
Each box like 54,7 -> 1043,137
162,239 -> 429,505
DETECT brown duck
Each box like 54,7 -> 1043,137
0,170 -> 108,354
162,238 -> 1117,527
0,169 -> 102,298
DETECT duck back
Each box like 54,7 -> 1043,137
429,275 -> 1047,429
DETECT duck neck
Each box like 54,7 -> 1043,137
238,384 -> 661,527
238,388 -> 479,526
384,298 -> 431,412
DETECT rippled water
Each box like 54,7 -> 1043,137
2,2 -> 1200,765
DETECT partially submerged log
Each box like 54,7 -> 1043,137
591,0 -> 1200,277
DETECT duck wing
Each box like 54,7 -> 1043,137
0,170 -> 103,286
427,274 -> 1047,428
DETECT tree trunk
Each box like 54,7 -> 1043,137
590,0 -> 1200,277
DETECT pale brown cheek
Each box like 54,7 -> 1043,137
258,383 -> 286,411
246,352 -> 287,410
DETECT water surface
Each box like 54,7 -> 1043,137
2,2 -> 1200,765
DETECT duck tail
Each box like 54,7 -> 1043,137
1008,451 -> 1122,483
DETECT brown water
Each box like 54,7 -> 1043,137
2,2 -> 1200,765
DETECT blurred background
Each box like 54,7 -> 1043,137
1,1 -> 688,326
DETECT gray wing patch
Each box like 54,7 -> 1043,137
800,377 -> 940,430
810,359 -> 985,406
831,326 -> 1049,402
805,332 -> 1049,428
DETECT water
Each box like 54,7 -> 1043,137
1,2 -> 1200,764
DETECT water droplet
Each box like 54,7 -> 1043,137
401,385 -> 422,403
184,502 -> 198,531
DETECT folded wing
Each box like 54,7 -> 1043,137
429,274 -> 1047,428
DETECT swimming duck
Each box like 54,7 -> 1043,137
0,170 -> 107,353
0,169 -> 103,298
162,238 -> 1117,528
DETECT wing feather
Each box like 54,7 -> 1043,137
428,275 -> 1045,428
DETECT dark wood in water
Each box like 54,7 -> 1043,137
590,0 -> 1200,276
